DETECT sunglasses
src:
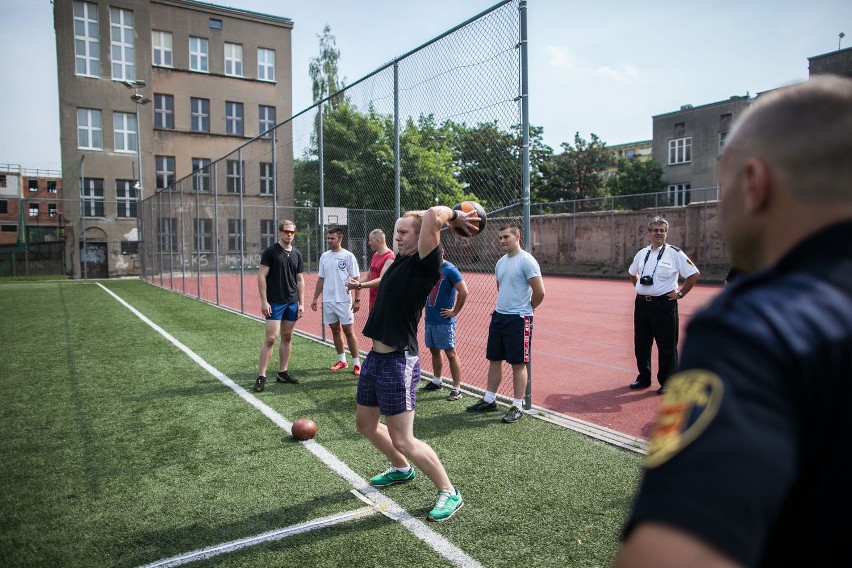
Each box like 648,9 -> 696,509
280,230 -> 295,235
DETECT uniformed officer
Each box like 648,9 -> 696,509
627,216 -> 700,394
613,75 -> 852,567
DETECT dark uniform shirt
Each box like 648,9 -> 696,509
623,220 -> 852,567
260,243 -> 303,304
363,245 -> 441,356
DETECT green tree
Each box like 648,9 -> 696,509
308,24 -> 346,106
605,157 -> 666,209
539,132 -> 614,202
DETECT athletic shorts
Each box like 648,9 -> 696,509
268,301 -> 299,322
424,322 -> 456,351
322,301 -> 355,325
356,350 -> 419,416
486,311 -> 533,365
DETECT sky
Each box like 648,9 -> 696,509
2,0 -> 850,171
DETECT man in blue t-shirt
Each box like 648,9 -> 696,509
419,249 -> 468,401
466,223 -> 545,424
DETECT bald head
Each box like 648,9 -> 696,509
725,74 -> 852,205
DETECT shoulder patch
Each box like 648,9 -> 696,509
686,257 -> 695,266
644,370 -> 724,468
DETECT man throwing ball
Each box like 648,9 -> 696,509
350,204 -> 478,522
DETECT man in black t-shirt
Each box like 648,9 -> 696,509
254,220 -> 304,393
613,76 -> 852,568
347,205 -> 477,522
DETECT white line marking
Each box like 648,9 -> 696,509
97,284 -> 481,568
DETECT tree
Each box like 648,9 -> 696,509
605,157 -> 666,209
308,25 -> 346,106
539,133 -> 614,202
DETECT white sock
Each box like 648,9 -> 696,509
352,357 -> 360,366
394,465 -> 412,473
483,391 -> 496,404
513,398 -> 523,408
338,353 -> 346,363
432,378 -> 442,385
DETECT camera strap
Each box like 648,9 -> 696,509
640,244 -> 666,279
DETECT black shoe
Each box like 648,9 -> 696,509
253,376 -> 267,392
502,405 -> 523,424
629,380 -> 651,390
656,386 -> 666,395
276,371 -> 299,384
420,381 -> 443,392
466,399 -> 497,412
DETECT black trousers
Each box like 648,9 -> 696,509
633,295 -> 679,385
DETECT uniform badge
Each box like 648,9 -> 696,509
644,370 -> 723,468
686,258 -> 695,266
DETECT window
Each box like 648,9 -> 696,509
110,7 -> 136,81
259,105 -> 276,137
48,203 -> 57,217
0,175 -> 6,188
73,1 -> 100,77
151,31 -> 173,67
77,108 -> 103,149
225,102 -> 244,135
668,137 -> 692,165
260,162 -> 273,195
227,218 -> 245,252
47,181 -> 57,193
673,122 -> 685,138
116,179 -> 137,218
224,42 -> 243,77
189,36 -> 209,72
0,200 -> 7,214
155,155 -> 176,190
120,241 -> 139,254
158,217 -> 178,252
209,18 -> 222,30
260,219 -> 276,249
257,48 -> 275,82
226,160 -> 243,193
190,98 -> 210,132
29,203 -> 39,217
195,218 -> 213,251
113,112 -> 137,153
81,178 -> 105,217
192,158 -> 211,193
1,225 -> 17,233
668,183 -> 691,206
154,94 -> 174,129
28,180 -> 39,192
718,131 -> 730,154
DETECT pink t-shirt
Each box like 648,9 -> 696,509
368,249 -> 395,310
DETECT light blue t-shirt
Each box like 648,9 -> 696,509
495,250 -> 541,316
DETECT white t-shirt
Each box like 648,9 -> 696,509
318,248 -> 360,303
628,243 -> 699,296
495,250 -> 542,316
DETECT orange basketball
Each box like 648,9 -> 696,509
452,201 -> 487,237
292,418 -> 317,441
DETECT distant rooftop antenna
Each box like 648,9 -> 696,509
840,32 -> 846,50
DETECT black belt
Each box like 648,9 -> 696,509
637,294 -> 670,302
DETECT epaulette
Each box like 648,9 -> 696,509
670,246 -> 681,252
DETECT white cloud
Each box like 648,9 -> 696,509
546,46 -> 577,70
595,64 -> 640,82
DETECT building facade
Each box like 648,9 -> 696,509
54,0 -> 293,278
0,164 -> 64,247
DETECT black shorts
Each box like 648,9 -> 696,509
486,311 -> 533,365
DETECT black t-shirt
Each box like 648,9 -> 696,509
363,245 -> 441,356
260,243 -> 303,304
623,220 -> 852,567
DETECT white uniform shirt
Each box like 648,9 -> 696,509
318,249 -> 360,303
629,244 -> 699,296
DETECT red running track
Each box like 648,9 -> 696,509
152,271 -> 723,441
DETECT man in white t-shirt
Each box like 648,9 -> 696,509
466,223 -> 545,424
311,226 -> 363,375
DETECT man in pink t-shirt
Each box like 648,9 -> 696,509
348,228 -> 395,312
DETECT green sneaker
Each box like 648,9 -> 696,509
370,466 -> 415,487
428,489 -> 463,522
